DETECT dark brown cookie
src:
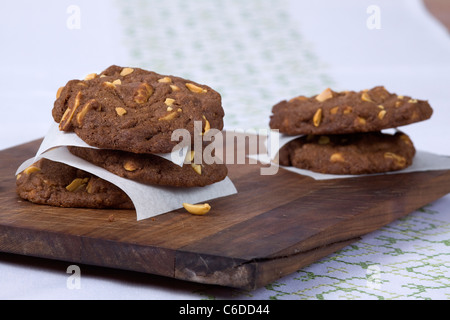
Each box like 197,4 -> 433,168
67,146 -> 228,187
16,158 -> 133,209
269,86 -> 433,135
53,65 -> 224,154
279,131 -> 416,175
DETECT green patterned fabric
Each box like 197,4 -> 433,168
117,0 -> 333,130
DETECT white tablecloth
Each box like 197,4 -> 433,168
1,0 -> 449,300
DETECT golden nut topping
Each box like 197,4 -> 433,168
158,111 -> 178,121
158,76 -> 172,83
186,150 -> 195,163
76,99 -> 97,126
330,153 -> 345,163
84,73 -> 97,81
313,108 -> 323,127
384,152 -> 407,167
134,82 -> 154,104
177,108 -> 183,112
112,79 -> 122,85
120,67 -> 134,77
166,106 -> 173,112
86,180 -> 94,194
315,88 -> 333,102
397,95 -> 404,100
103,81 -> 116,89
164,98 -> 175,106
186,83 -> 207,93
191,163 -> 202,175
400,134 -> 412,145
60,91 -> 82,131
378,110 -> 387,120
343,106 -> 353,114
356,117 -> 366,125
408,99 -> 418,104
23,165 -> 41,175
115,107 -> 127,116
123,161 -> 139,172
170,84 -> 180,91
361,92 -> 373,102
289,96 -> 308,102
201,115 -> 210,135
56,86 -> 64,99
330,106 -> 339,115
182,203 -> 211,216
66,178 -> 89,192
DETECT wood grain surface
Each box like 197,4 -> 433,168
1,135 -> 450,289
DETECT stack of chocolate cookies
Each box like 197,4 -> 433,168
269,86 -> 433,175
16,65 -> 227,209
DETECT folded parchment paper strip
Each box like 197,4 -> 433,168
17,147 -> 237,220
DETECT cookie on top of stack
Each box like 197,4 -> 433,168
16,65 -> 227,209
269,86 -> 433,175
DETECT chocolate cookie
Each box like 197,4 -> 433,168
16,158 -> 133,209
67,146 -> 228,187
53,65 -> 224,154
269,86 -> 433,135
279,131 -> 416,175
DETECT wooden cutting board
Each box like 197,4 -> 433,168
1,134 -> 450,290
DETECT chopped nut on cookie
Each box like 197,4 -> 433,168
269,86 -> 432,135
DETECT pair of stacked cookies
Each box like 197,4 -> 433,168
16,65 -> 227,209
270,86 -> 433,175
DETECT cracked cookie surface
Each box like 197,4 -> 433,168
279,131 -> 416,175
269,86 -> 433,135
53,65 -> 224,154
16,158 -> 133,209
